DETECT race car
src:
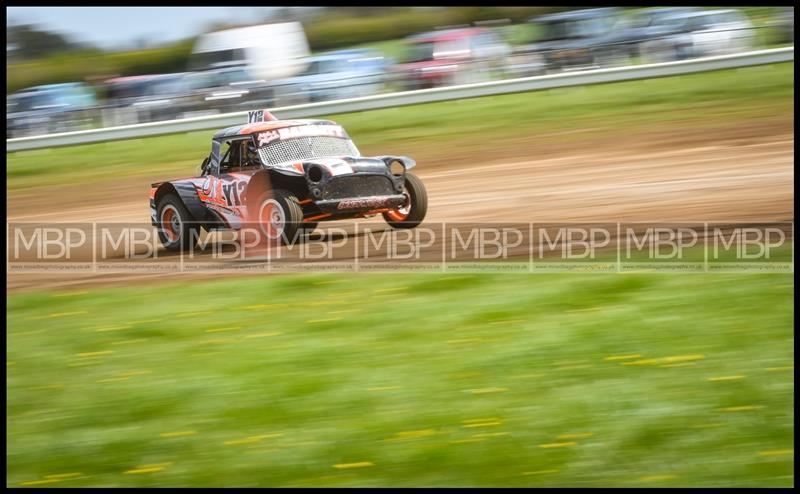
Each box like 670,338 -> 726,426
149,109 -> 428,250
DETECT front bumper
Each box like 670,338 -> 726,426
315,194 -> 407,213
307,170 -> 406,214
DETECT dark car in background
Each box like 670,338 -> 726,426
515,7 -> 757,71
103,74 -> 190,125
523,8 -> 622,71
7,82 -> 98,138
494,7 -> 720,78
181,66 -> 277,116
605,7 -> 699,62
102,68 -> 276,124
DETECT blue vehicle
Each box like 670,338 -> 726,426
273,49 -> 392,104
7,83 -> 98,138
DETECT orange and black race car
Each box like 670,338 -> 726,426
149,109 -> 428,251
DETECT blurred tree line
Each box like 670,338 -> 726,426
303,7 -> 558,50
7,24 -> 92,60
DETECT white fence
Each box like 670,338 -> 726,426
6,47 -> 793,152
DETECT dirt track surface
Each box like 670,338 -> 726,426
7,119 -> 794,292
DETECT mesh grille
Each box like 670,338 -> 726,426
258,137 -> 359,166
323,175 -> 395,200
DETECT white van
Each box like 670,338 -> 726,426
190,22 -> 311,82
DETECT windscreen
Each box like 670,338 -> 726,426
258,136 -> 360,166
255,124 -> 360,167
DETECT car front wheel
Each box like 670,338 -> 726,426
253,189 -> 304,245
383,172 -> 428,229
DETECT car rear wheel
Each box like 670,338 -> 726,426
157,193 -> 200,252
383,172 -> 428,229
254,189 -> 304,245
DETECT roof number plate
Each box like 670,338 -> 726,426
247,109 -> 276,123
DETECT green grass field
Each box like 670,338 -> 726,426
6,273 -> 794,487
7,62 -> 793,192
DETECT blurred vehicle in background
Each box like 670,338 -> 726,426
189,22 -> 310,82
508,6 -> 667,75
393,27 -> 511,89
7,82 -> 97,138
639,9 -> 755,62
271,49 -> 391,104
522,8 -> 623,71
606,7 -> 699,62
101,68 -> 276,124
180,67 -> 275,116
5,8 -> 780,137
102,73 -> 190,125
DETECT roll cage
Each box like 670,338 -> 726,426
201,135 -> 258,176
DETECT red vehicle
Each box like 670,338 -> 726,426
394,28 -> 511,89
150,109 -> 428,250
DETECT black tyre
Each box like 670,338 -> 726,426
253,189 -> 304,245
383,172 -> 428,229
156,193 -> 200,252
